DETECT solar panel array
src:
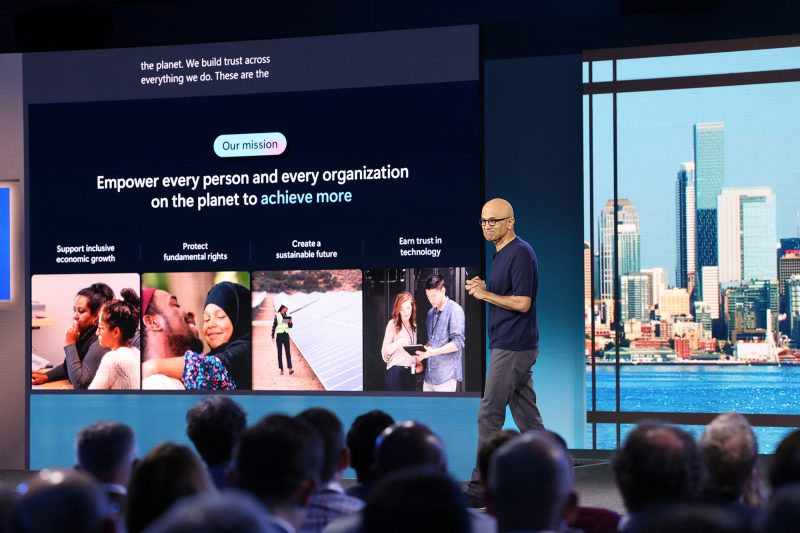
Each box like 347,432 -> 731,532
275,291 -> 363,391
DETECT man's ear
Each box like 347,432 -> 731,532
142,314 -> 162,331
339,447 -> 351,473
297,478 -> 318,507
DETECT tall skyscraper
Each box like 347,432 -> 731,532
701,265 -> 720,320
718,187 -> 777,283
621,274 -> 651,323
694,122 -> 724,295
675,162 -> 695,289
598,199 -> 640,300
584,241 -> 592,304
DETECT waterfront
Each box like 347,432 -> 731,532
585,364 -> 800,450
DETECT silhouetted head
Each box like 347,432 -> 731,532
486,430 -> 572,532
614,421 -> 703,514
374,421 -> 446,477
14,469 -> 114,533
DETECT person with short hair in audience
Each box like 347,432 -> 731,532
373,420 -> 447,477
768,428 -> 800,490
125,442 -> 214,533
699,412 -> 763,515
324,420 -> 449,533
344,410 -> 394,500
484,430 -> 575,533
362,468 -> 470,533
233,414 -> 324,533
145,491 -> 283,533
186,395 -> 247,490
758,483 -> 800,533
613,421 -> 703,531
0,482 -> 17,533
295,408 -> 364,533
13,469 -> 116,533
544,430 -> 620,533
627,503 -> 752,533
76,421 -> 138,515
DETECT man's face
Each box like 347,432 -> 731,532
480,203 -> 513,243
426,287 -> 446,310
148,289 -> 203,356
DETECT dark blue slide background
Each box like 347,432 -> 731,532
28,81 -> 480,274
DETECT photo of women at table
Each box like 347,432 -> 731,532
30,273 -> 140,390
381,291 -> 421,391
140,272 -> 252,390
362,267 -> 483,393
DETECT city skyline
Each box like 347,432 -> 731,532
584,80 -> 800,281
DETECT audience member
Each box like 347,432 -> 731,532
613,421 -> 703,528
76,421 -> 138,514
374,420 -> 447,476
344,410 -> 394,500
627,503 -> 751,533
362,468 -> 470,533
0,482 -> 18,533
125,442 -> 214,533
476,429 -> 519,488
145,491 -> 282,533
233,414 -> 324,533
485,430 -> 575,533
13,469 -> 115,533
758,482 -> 800,533
699,412 -> 763,511
545,430 -> 620,533
186,396 -> 247,490
768,428 -> 800,490
324,420 -> 449,533
295,408 -> 364,533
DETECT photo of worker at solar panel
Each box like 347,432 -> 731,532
251,269 -> 363,391
139,271 -> 252,391
362,267 -> 484,394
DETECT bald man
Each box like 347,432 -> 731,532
464,198 -> 544,505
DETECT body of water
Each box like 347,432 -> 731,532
585,364 -> 800,451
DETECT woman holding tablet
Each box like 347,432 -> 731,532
381,291 -> 420,391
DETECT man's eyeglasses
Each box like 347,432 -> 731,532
479,217 -> 510,227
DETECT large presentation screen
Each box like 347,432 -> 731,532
25,26 -> 481,414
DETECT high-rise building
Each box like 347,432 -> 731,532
675,162 -> 695,289
584,241 -> 592,304
695,301 -> 713,337
724,279 -> 779,342
598,199 -> 640,300
641,267 -> 667,314
701,266 -> 720,320
718,187 -> 777,283
660,288 -> 691,318
787,275 -> 800,342
779,250 -> 800,298
621,274 -> 651,323
694,122 -> 724,295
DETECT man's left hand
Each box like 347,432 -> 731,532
466,276 -> 489,301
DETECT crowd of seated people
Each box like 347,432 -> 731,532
5,403 -> 800,533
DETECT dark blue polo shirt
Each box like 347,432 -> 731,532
487,236 -> 539,350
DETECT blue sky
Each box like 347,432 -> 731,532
584,64 -> 800,286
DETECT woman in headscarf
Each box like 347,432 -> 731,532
183,281 -> 252,390
141,281 -> 252,390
